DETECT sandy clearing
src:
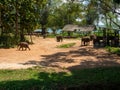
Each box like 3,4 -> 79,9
0,36 -> 120,70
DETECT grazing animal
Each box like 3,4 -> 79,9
56,36 -> 63,42
90,34 -> 96,41
81,36 -> 91,46
93,36 -> 104,46
17,42 -> 30,51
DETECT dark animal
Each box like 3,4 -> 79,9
109,36 -> 119,46
81,36 -> 91,46
93,36 -> 106,47
17,42 -> 30,51
56,36 -> 63,42
90,34 -> 96,41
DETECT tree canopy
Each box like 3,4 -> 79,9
0,0 -> 120,47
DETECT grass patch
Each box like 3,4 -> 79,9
0,67 -> 120,89
47,34 -> 56,38
105,46 -> 120,55
57,43 -> 76,48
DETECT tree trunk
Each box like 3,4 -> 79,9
15,2 -> 18,36
41,25 -> 46,39
20,29 -> 25,42
14,1 -> 19,44
0,10 -> 1,35
68,31 -> 71,36
104,14 -> 109,46
29,32 -> 33,44
52,29 -> 56,35
0,10 -> 4,36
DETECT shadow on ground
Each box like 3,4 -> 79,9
2,46 -> 120,90
20,46 -> 120,69
1,66 -> 120,90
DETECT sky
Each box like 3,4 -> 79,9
63,0 -> 89,5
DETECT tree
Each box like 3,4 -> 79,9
47,0 -> 84,28
98,0 -> 120,28
0,0 -> 36,47
34,0 -> 51,38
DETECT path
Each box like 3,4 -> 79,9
0,36 -> 120,70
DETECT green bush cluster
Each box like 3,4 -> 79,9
0,33 -> 29,48
0,33 -> 15,48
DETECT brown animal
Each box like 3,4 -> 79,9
93,36 -> 104,46
81,36 -> 91,46
17,42 -> 30,51
56,36 -> 63,42
90,34 -> 96,41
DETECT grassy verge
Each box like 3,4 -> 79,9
57,43 -> 76,48
0,66 -> 120,89
105,46 -> 120,55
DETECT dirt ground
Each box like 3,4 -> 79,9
0,36 -> 120,70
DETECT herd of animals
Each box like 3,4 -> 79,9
17,34 -> 119,51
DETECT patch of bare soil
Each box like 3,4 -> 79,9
0,36 -> 120,70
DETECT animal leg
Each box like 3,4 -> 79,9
28,47 -> 30,50
18,47 -> 21,50
21,47 -> 23,50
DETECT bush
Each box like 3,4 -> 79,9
0,33 -> 14,48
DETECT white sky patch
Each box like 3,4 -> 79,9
76,18 -> 82,22
94,20 -> 104,26
118,17 -> 120,20
83,1 -> 89,6
63,0 -> 67,3
116,8 -> 120,14
62,0 -> 85,3
98,21 -> 104,26
116,8 -> 120,20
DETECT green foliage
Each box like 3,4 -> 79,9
113,0 -> 120,4
0,0 -> 51,48
0,33 -> 30,48
0,67 -> 120,89
47,0 -> 84,28
93,31 -> 103,36
0,33 -> 14,48
57,43 -> 76,48
62,31 -> 81,38
1,0 -> 119,48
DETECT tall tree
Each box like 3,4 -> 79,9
34,0 -> 51,38
98,0 -> 120,28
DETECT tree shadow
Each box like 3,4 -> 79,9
20,46 -> 120,69
1,45 -> 120,89
0,71 -> 70,90
67,59 -> 120,70
21,47 -> 120,68
1,67 -> 120,90
20,51 -> 75,68
1,45 -> 119,89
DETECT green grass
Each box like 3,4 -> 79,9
0,66 -> 120,89
57,43 -> 76,48
47,34 -> 56,38
105,46 -> 120,55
